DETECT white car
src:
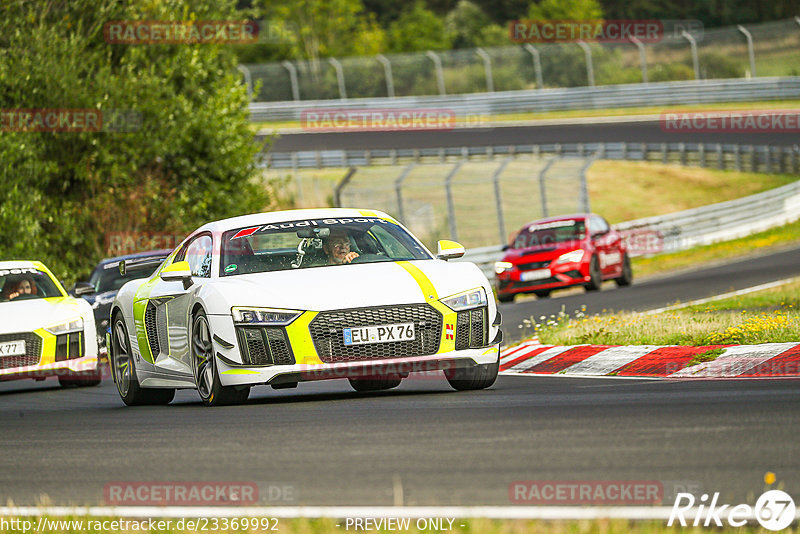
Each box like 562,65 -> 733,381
109,208 -> 502,406
0,261 -> 101,387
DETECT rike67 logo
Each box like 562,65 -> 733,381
668,490 -> 796,530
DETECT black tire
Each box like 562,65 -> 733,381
615,253 -> 633,287
348,375 -> 402,392
584,256 -> 602,292
445,353 -> 500,391
111,315 -> 175,406
497,293 -> 514,303
533,290 -> 551,299
192,309 -> 250,406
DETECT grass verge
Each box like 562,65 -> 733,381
632,218 -> 800,279
527,279 -> 800,346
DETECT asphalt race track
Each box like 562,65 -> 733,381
1,249 -> 799,508
501,244 -> 800,344
269,119 -> 800,152
1,373 -> 798,507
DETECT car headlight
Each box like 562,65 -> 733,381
45,317 -> 84,335
494,261 -> 513,274
441,288 -> 487,312
231,307 -> 302,326
555,250 -> 585,264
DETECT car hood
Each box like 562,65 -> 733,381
203,260 -> 488,313
0,296 -> 91,334
504,242 -> 586,262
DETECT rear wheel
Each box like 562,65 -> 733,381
584,256 -> 602,292
192,310 -> 250,406
615,253 -> 633,287
445,353 -> 499,391
533,289 -> 551,299
497,293 -> 514,303
348,375 -> 402,392
111,315 -> 174,406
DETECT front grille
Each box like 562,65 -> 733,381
511,278 -> 560,289
518,260 -> 552,271
310,304 -> 442,363
144,301 -> 160,357
0,332 -> 42,369
455,307 -> 488,350
236,327 -> 295,366
55,332 -> 84,361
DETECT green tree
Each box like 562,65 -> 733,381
527,0 -> 604,19
444,0 -> 494,48
387,1 -> 450,52
0,0 -> 274,283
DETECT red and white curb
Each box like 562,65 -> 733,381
499,341 -> 800,378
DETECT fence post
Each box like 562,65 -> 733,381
699,143 -> 706,167
333,167 -> 357,207
716,144 -> 723,169
237,65 -> 254,99
679,143 -> 686,165
476,48 -> 494,92
681,31 -> 700,80
524,44 -> 544,89
794,145 -> 799,174
328,57 -> 347,100
736,25 -> 757,78
281,60 -> 300,101
444,162 -> 464,241
376,54 -> 395,98
629,37 -> 648,83
538,158 -> 557,218
766,146 -> 773,173
735,144 -> 742,171
426,51 -> 446,96
661,143 -> 668,164
750,145 -> 757,172
492,159 -> 512,244
394,163 -> 416,223
579,155 -> 597,213
577,40 -> 595,86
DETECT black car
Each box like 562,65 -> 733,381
72,249 -> 171,352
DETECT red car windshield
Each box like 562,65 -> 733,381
512,219 -> 587,249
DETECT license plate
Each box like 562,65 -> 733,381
0,340 -> 25,356
520,268 -> 551,282
343,323 -> 415,345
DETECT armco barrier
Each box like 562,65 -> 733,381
458,178 -> 800,281
250,77 -> 800,123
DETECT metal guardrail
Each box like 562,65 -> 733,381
459,178 -> 800,281
261,142 -> 800,173
250,77 -> 800,122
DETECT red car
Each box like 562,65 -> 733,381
494,214 -> 632,302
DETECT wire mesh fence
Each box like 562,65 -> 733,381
242,18 -> 800,102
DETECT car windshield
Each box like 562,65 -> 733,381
89,257 -> 167,293
220,217 -> 431,276
0,267 -> 63,302
512,219 -> 587,249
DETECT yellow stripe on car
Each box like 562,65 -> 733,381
395,262 -> 457,352
284,311 -> 322,365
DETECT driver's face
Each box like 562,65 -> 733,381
325,237 -> 351,264
18,280 -> 32,294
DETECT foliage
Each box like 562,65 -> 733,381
527,0 -> 605,20
387,1 -> 450,53
0,0 -> 274,284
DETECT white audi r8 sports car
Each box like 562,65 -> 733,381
109,208 -> 502,406
0,261 -> 101,386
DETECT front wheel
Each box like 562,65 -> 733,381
111,315 -> 174,406
192,310 -> 250,406
445,354 -> 499,391
584,256 -> 602,292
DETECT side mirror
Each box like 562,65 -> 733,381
159,261 -> 194,289
436,240 -> 465,261
501,244 -> 510,251
72,281 -> 96,297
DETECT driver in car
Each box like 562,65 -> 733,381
322,230 -> 360,265
1,276 -> 37,301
